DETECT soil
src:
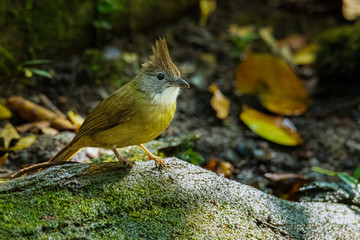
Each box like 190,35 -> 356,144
1,1 -> 359,199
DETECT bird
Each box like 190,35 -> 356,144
46,38 -> 189,171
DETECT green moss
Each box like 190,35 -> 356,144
0,174 -> 197,239
0,160 -> 268,239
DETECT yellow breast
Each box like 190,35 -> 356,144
90,101 -> 176,148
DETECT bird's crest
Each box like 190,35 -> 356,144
142,38 -> 180,77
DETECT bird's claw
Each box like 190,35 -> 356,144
148,155 -> 167,172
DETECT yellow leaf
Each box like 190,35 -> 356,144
199,0 -> 216,27
293,44 -> 318,65
122,52 -> 138,63
229,24 -> 255,38
23,68 -> 33,78
0,104 -> 12,120
235,53 -> 309,116
0,123 -> 20,149
240,105 -> 302,146
0,123 -> 36,151
261,94 -> 308,116
209,84 -> 230,119
259,27 -> 278,53
68,110 -> 85,127
8,135 -> 36,151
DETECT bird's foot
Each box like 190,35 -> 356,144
139,144 -> 167,172
148,154 -> 167,171
112,146 -> 134,171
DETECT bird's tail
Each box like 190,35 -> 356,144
48,144 -> 81,162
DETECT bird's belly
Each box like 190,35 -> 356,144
90,104 -> 175,148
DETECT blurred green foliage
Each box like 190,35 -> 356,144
316,22 -> 360,86
174,134 -> 204,166
313,165 -> 360,190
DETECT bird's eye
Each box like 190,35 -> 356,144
157,73 -> 165,80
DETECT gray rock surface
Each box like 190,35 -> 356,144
1,158 -> 359,239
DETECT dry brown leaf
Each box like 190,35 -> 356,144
16,121 -> 51,133
235,54 -> 310,116
203,158 -> 234,178
203,158 -> 219,172
0,153 -> 8,167
240,105 -> 302,146
208,84 -> 230,119
8,96 -> 77,131
264,172 -> 307,181
342,0 -> 360,20
41,127 -> 59,136
277,34 -> 306,51
39,93 -> 67,119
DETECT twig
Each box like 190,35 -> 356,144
315,97 -> 360,118
39,93 -> 67,119
9,161 -> 78,179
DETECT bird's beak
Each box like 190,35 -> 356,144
173,78 -> 190,88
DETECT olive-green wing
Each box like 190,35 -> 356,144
71,84 -> 137,143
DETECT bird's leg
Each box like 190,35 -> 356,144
138,144 -> 167,172
112,146 -> 134,169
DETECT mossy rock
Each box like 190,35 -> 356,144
1,158 -> 359,239
315,22 -> 360,89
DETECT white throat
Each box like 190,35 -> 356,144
151,87 -> 180,105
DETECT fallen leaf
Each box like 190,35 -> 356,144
8,96 -> 77,131
39,94 -> 67,119
0,104 -> 12,120
68,110 -> 85,127
240,105 -> 302,146
199,0 -> 216,27
122,52 -> 138,63
40,127 -> 59,136
259,27 -> 295,64
0,123 -> 20,149
293,44 -> 318,65
284,181 -> 305,201
0,153 -> 8,167
264,172 -> 307,181
277,34 -> 306,51
203,158 -> 219,172
6,135 -> 36,151
229,24 -> 256,38
0,123 -> 36,151
219,161 -> 235,178
259,27 -> 278,53
208,84 -> 230,119
200,53 -> 217,68
261,94 -> 308,116
235,53 -> 309,116
203,158 -> 234,178
342,0 -> 360,20
16,121 -> 51,133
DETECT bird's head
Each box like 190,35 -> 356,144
136,38 -> 189,105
